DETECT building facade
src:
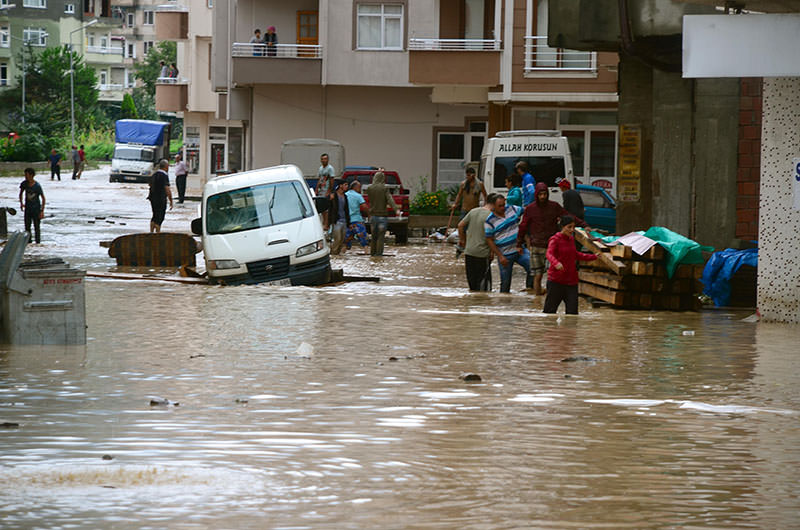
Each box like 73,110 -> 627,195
157,0 -> 618,195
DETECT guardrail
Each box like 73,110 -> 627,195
231,43 -> 322,58
87,45 -> 124,55
408,38 -> 501,51
156,76 -> 188,84
524,36 -> 595,72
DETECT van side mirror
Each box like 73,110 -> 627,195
191,217 -> 202,235
313,196 -> 331,213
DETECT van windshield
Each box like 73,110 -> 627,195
114,146 -> 154,161
493,156 -> 565,189
206,180 -> 313,235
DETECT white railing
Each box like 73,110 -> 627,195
155,3 -> 189,11
87,45 -> 124,55
231,43 -> 322,58
408,38 -> 500,51
524,36 -> 595,72
156,76 -> 188,84
98,83 -> 124,91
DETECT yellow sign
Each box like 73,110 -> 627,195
618,124 -> 641,202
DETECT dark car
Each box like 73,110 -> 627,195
576,184 -> 616,233
343,169 -> 410,244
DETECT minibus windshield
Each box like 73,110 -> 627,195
206,180 -> 313,235
493,156 -> 566,189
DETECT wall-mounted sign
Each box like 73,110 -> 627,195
618,124 -> 641,202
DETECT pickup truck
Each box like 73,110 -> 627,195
342,168 -> 410,244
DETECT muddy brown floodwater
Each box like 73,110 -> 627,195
1,168 -> 799,529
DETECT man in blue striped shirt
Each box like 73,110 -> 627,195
485,194 -> 531,293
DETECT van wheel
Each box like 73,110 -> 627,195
394,226 -> 408,245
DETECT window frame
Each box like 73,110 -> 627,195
143,10 -> 154,25
65,3 -> 75,13
353,1 -> 406,51
0,62 -> 7,86
126,12 -> 134,27
23,27 -> 47,47
22,0 -> 46,8
143,41 -> 154,54
0,26 -> 9,48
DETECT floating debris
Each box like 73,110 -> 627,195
102,455 -> 114,460
149,397 -> 179,407
459,373 -> 482,383
561,356 -> 599,363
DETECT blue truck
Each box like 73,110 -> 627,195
110,120 -> 171,183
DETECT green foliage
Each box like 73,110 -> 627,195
410,177 -> 451,215
0,122 -> 48,162
120,93 -> 138,119
169,138 -> 183,155
134,41 -> 177,96
130,87 -> 159,121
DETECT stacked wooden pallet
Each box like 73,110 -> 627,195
574,228 -> 703,311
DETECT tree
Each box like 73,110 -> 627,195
134,41 -> 177,96
120,93 -> 138,119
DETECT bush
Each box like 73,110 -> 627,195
410,177 -> 451,215
0,124 -> 48,162
54,128 -> 115,161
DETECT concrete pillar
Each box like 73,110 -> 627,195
758,77 -> 800,324
693,78 -> 739,249
616,53 -> 653,235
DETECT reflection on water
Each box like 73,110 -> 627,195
1,170 -> 800,528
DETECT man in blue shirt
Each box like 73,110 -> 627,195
517,161 -> 536,207
345,180 -> 368,249
48,149 -> 62,181
485,194 -> 531,293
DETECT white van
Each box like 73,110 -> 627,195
191,165 -> 332,286
479,130 -> 575,205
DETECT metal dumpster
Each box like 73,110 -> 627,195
0,232 -> 87,345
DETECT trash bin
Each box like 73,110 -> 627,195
0,232 -> 87,345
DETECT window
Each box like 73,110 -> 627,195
88,34 -> 95,46
0,63 -> 7,86
143,41 -> 154,54
126,12 -> 134,26
23,27 -> 47,46
22,0 -> 46,7
100,35 -> 108,48
143,10 -> 154,25
126,43 -> 135,58
206,181 -> 314,235
207,0 -> 212,6
65,3 -> 74,13
99,70 -> 107,86
357,3 -> 403,50
0,0 -> 9,7
0,26 -> 8,48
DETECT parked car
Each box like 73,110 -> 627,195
576,184 -> 616,233
342,168 -> 410,244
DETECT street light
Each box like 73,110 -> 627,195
70,19 -> 98,148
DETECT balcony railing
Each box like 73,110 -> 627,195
156,76 -> 188,84
87,45 -> 124,55
524,36 -> 596,72
231,43 -> 322,58
155,3 -> 188,11
98,83 -> 124,91
408,38 -> 501,51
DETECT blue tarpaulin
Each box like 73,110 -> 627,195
115,120 -> 169,146
701,247 -> 758,307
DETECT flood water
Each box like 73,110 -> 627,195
1,168 -> 799,529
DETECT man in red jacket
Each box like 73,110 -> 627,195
518,182 -> 588,295
543,215 -> 598,314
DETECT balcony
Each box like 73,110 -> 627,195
97,83 -> 125,102
408,39 -> 501,86
155,77 -> 188,112
523,36 -> 597,76
230,43 -> 322,86
155,5 -> 188,41
86,45 -> 123,55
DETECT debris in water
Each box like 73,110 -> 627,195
682,330 -> 695,336
235,398 -> 249,404
296,342 -> 314,357
189,353 -> 206,359
95,216 -> 106,220
102,455 -> 114,460
1,422 -> 20,428
388,356 -> 399,361
87,220 -> 95,224
149,397 -> 179,407
105,220 -> 115,224
460,373 -> 482,382
561,356 -> 599,363
564,374 -> 572,378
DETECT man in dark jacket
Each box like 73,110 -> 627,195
328,180 -> 351,255
518,182 -> 588,295
558,179 -> 584,220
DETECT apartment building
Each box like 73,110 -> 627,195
159,0 -> 618,195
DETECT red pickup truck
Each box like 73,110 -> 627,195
343,169 -> 410,244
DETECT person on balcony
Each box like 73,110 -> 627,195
250,29 -> 264,56
159,61 -> 169,79
169,63 -> 179,78
265,26 -> 277,57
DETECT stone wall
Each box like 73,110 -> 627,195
758,77 -> 800,324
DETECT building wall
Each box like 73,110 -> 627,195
758,77 -> 800,324
248,84 -> 483,192
736,77 -> 762,241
